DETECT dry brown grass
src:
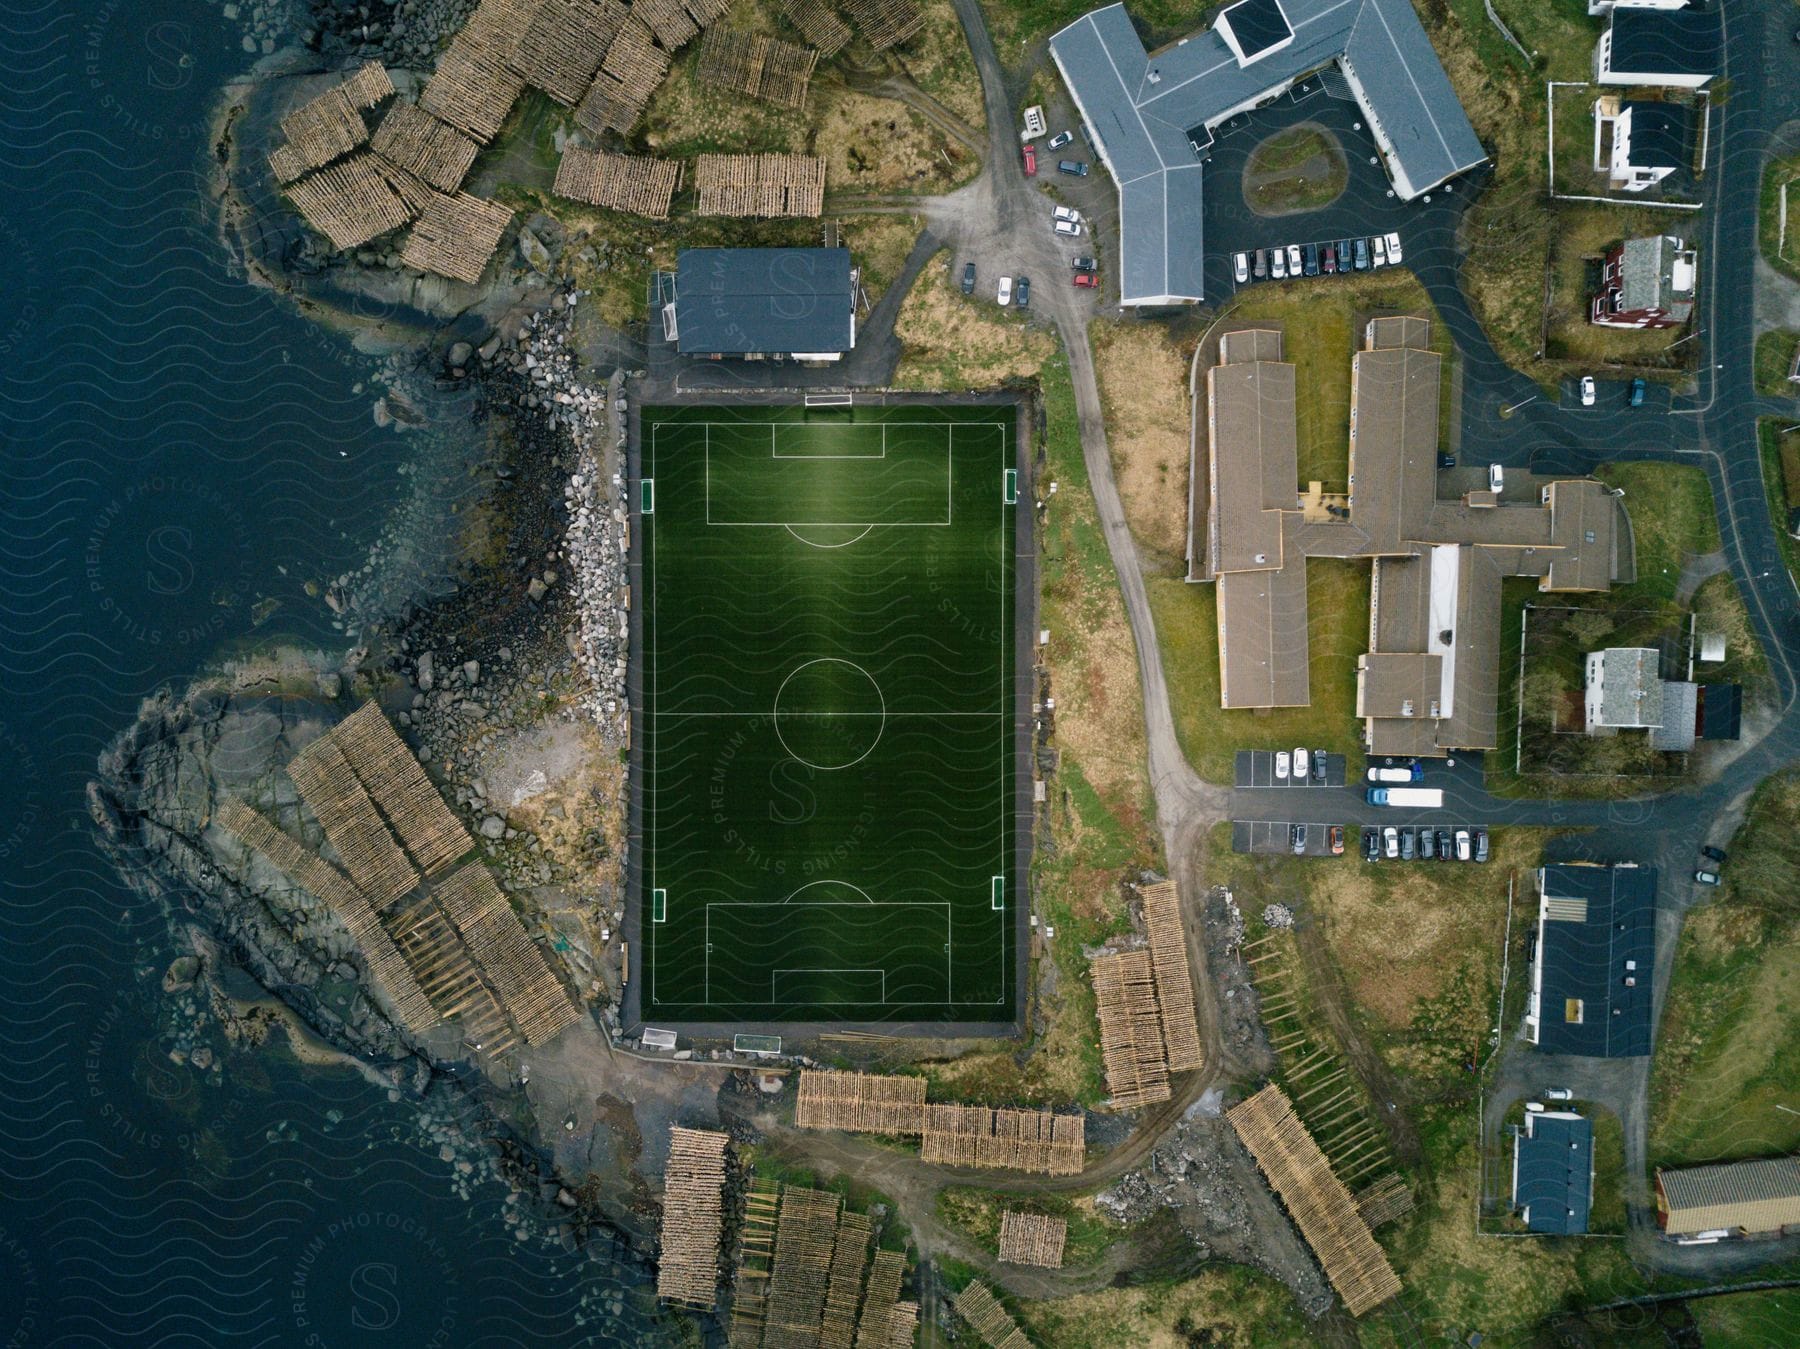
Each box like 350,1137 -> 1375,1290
1305,831 -> 1531,1036
836,213 -> 922,305
923,973 -> 1099,1103
894,0 -> 984,128
1091,320 -> 1192,566
812,89 -> 971,192
1016,1264 -> 1310,1347
892,251 -> 1054,388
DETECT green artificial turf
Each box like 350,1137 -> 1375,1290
641,403 -> 1019,1021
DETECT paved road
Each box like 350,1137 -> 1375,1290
670,0 -> 1800,1296
960,0 -> 1800,1281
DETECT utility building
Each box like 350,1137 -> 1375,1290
1656,1157 -> 1800,1241
1525,863 -> 1656,1058
659,247 -> 856,361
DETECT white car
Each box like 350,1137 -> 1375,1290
1053,204 -> 1081,224
1271,248 -> 1287,279
1053,218 -> 1082,237
1488,463 -> 1504,495
1544,1087 -> 1574,1101
1275,750 -> 1290,780
1580,376 -> 1596,406
997,276 -> 1013,306
1234,251 -> 1250,284
1384,231 -> 1403,264
1285,244 -> 1302,274
1455,829 -> 1472,861
1293,747 -> 1310,779
1383,826 -> 1400,859
1372,235 -> 1388,267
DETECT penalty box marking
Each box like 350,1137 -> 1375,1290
700,900 -> 957,1005
673,422 -> 1007,528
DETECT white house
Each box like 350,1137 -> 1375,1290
1593,96 -> 1688,193
1594,3 -> 1719,89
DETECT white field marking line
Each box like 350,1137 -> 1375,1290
651,711 -> 1004,717
781,878 -> 878,904
784,524 -> 874,549
702,900 -> 957,1005
769,422 -> 888,459
773,657 -> 887,771
648,415 -> 1014,1009
702,422 -> 954,527
771,970 -> 887,1004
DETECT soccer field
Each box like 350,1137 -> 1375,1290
638,402 -> 1022,1023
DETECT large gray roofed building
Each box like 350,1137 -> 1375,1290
1049,1 -> 1487,305
669,248 -> 855,359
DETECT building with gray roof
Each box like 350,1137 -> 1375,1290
1656,1157 -> 1800,1240
1048,0 -> 1487,305
1583,646 -> 1664,732
663,248 -> 855,360
1512,1111 -> 1594,1235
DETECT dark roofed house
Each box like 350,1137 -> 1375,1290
1048,1 -> 1485,305
1526,863 -> 1656,1058
1512,1111 -> 1594,1235
1591,234 -> 1696,330
664,247 -> 855,361
1595,97 -> 1690,193
1596,3 -> 1719,89
1697,682 -> 1741,740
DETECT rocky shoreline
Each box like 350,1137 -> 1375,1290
85,192 -> 669,1296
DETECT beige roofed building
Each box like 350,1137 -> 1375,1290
1190,317 -> 1632,756
1656,1157 -> 1800,1239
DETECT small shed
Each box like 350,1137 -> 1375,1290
1697,631 -> 1727,663
1698,683 -> 1742,740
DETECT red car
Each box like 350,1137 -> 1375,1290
1022,143 -> 1037,176
1073,271 -> 1098,288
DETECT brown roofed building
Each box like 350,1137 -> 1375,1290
1193,317 -> 1632,755
1655,1157 -> 1800,1239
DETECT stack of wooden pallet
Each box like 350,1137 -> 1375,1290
399,191 -> 516,284
693,152 -> 825,217
369,101 -> 482,192
269,61 -> 395,183
775,0 -> 851,57
1091,948 -> 1171,1107
1226,1084 -> 1402,1317
656,1126 -> 732,1308
552,147 -> 682,218
839,0 -> 923,50
433,862 -> 581,1046
696,27 -> 819,109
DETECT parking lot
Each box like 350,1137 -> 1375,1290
1232,819 -> 1345,857
1234,750 -> 1346,788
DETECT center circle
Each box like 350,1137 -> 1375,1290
774,658 -> 886,771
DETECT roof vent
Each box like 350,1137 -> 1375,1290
1147,68 -> 1162,84
1439,629 -> 1454,645
1400,699 -> 1414,717
1624,976 -> 1637,987
1254,552 -> 1267,564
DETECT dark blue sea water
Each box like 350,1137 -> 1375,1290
0,4 -> 656,1342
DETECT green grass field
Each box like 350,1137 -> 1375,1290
641,402 -> 1019,1022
